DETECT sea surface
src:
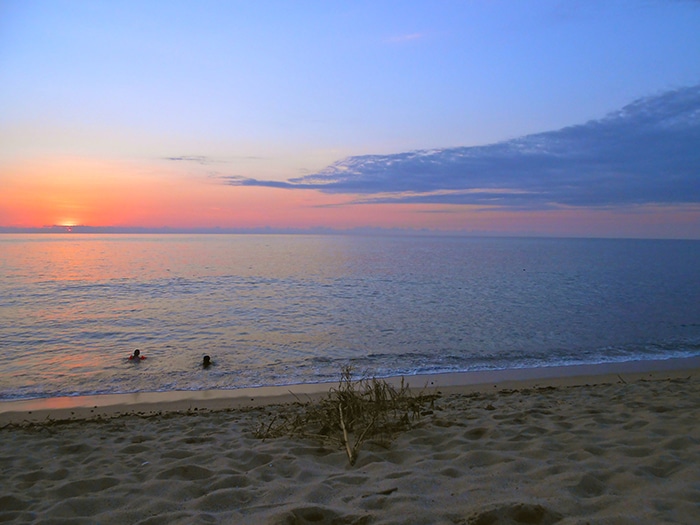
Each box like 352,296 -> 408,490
1,234 -> 699,401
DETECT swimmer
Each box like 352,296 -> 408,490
129,349 -> 146,360
202,355 -> 212,368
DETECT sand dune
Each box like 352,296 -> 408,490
1,371 -> 699,524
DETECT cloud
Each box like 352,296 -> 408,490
226,85 -> 700,209
165,155 -> 213,165
385,33 -> 427,43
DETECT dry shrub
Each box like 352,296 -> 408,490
255,366 -> 440,465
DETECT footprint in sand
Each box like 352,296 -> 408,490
52,477 -> 120,499
466,502 -> 563,525
156,465 -> 215,480
268,504 -> 370,525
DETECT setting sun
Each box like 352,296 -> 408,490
1,1 -> 699,239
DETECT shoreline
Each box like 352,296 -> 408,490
3,357 -> 699,523
2,356 -> 698,425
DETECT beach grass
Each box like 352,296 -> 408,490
255,366 -> 440,465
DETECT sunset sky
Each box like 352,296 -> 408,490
1,1 -> 699,238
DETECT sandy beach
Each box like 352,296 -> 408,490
1,360 -> 699,524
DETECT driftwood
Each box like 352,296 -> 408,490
255,366 -> 440,465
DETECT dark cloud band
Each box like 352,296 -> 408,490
226,85 -> 700,209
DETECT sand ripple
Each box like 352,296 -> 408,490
1,377 -> 699,524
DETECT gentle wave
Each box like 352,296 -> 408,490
1,234 -> 699,400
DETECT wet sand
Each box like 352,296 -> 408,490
1,358 -> 699,524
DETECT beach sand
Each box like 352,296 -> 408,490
1,360 -> 699,524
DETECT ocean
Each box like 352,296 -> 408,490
1,234 -> 699,401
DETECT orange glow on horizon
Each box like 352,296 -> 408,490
2,156 -> 700,238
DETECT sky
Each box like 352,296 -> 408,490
1,0 -> 699,238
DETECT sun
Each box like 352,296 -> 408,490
57,218 -> 80,231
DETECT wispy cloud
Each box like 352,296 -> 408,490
226,85 -> 700,210
165,155 -> 269,172
164,155 -> 214,165
385,32 -> 427,43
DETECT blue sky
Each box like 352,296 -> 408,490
1,0 -> 699,237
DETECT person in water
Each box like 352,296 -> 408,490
202,355 -> 212,368
129,349 -> 146,360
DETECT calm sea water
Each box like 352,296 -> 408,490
1,234 -> 699,401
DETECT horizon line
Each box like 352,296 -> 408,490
0,225 -> 697,241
